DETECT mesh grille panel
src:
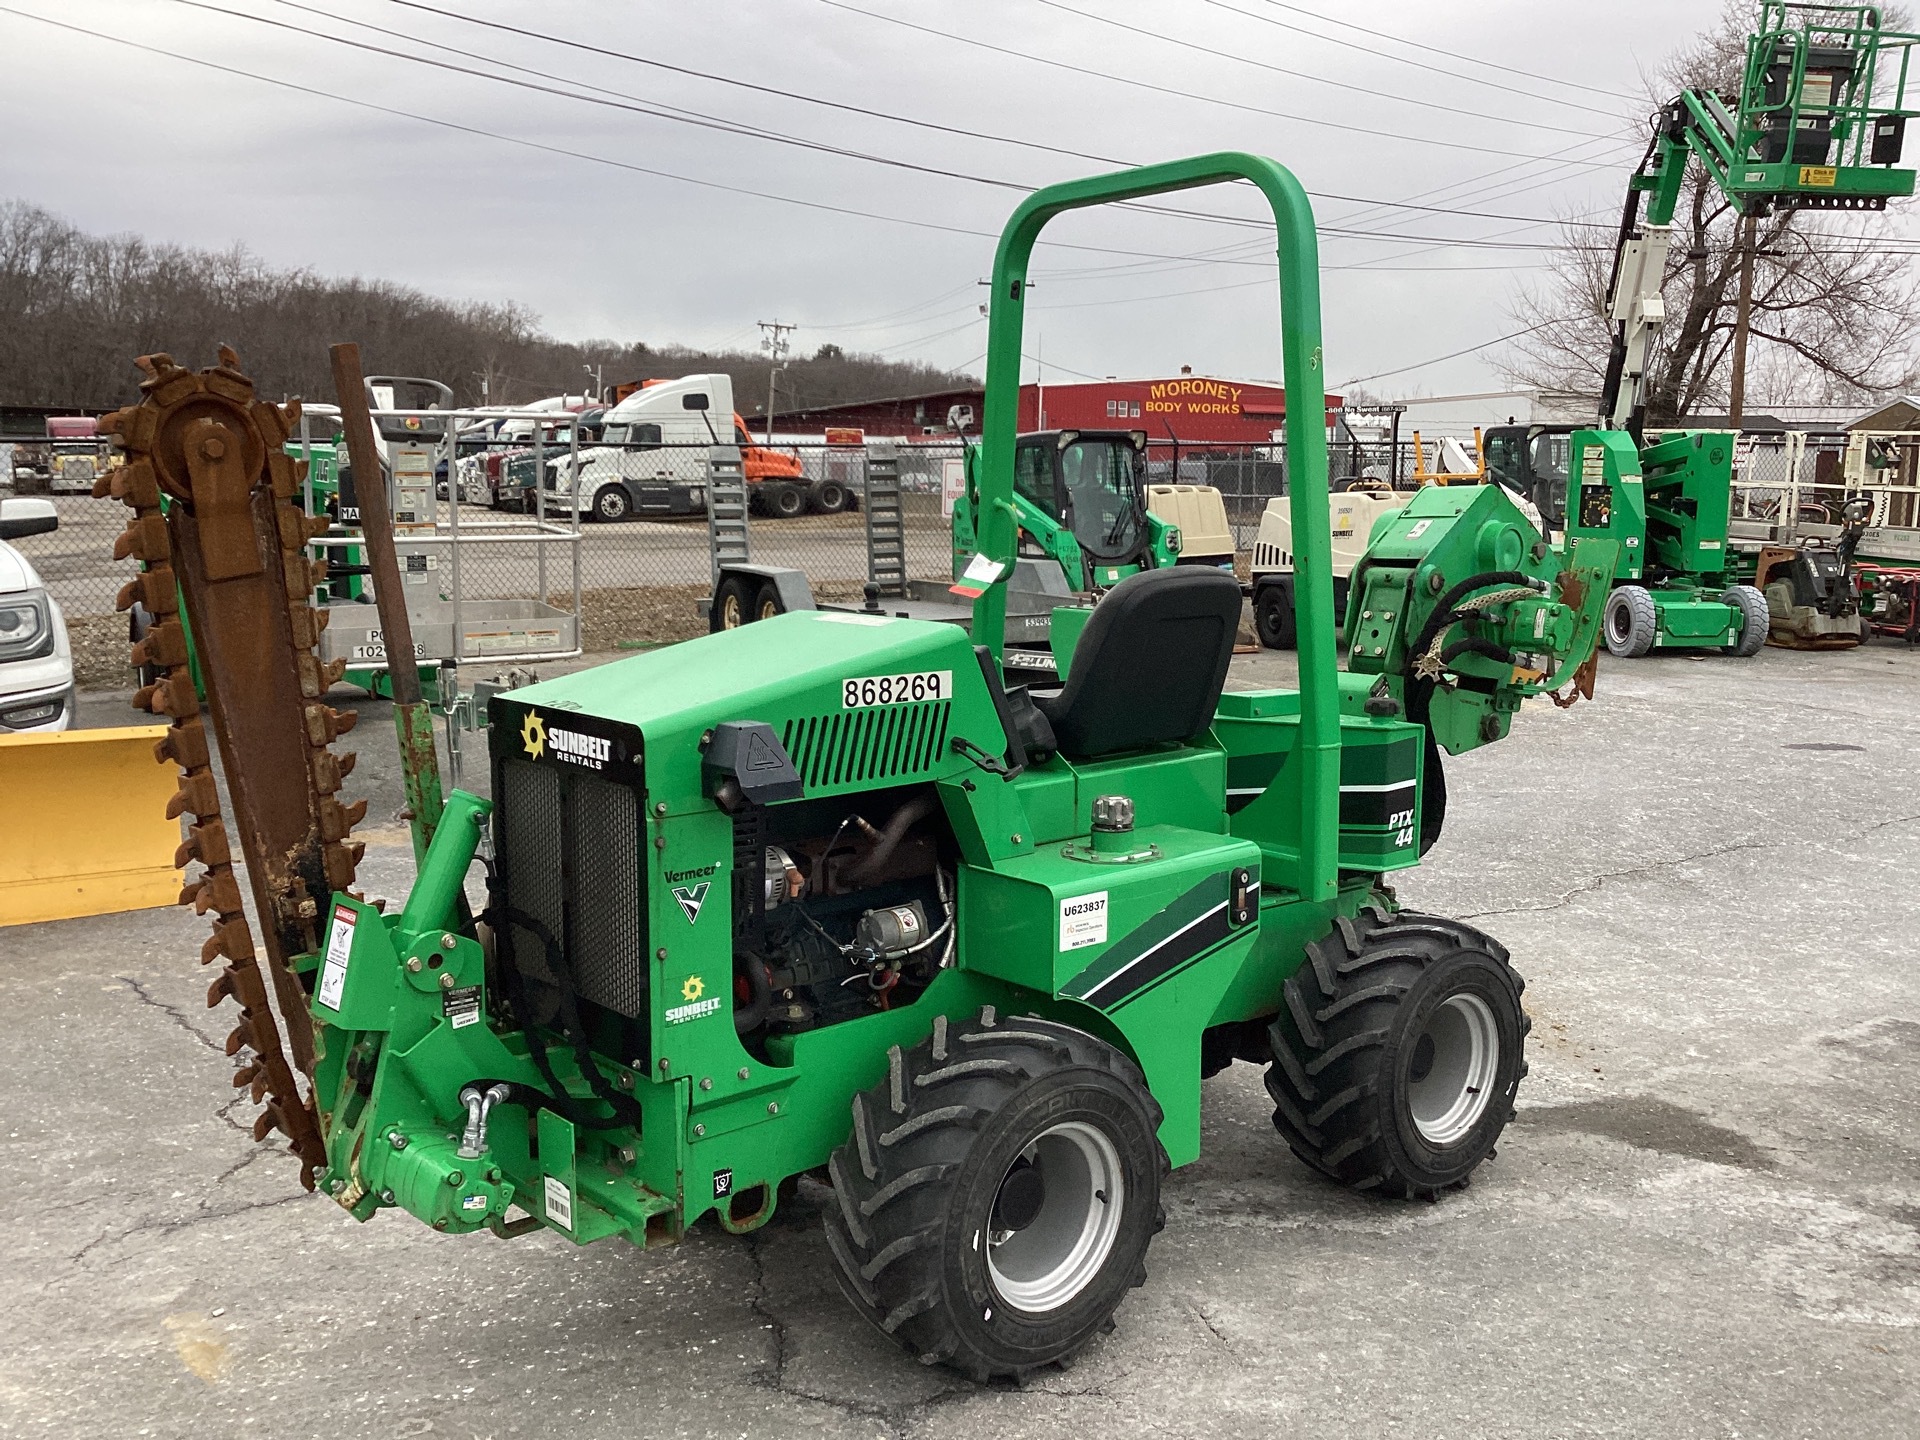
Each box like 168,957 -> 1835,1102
497,755 -> 647,1021
568,774 -> 645,1016
500,760 -> 564,1019
782,701 -> 950,790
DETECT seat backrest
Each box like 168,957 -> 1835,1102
1035,567 -> 1242,760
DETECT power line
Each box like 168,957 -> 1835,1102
211,0 -> 1633,255
813,0 -> 1626,170
0,5 -> 1380,270
1337,320 -> 1558,387
144,0 -> 1629,256
1030,0 -> 1611,139
373,0 -> 1625,235
1243,0 -> 1641,104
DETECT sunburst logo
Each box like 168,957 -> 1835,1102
680,975 -> 704,1003
520,710 -> 546,760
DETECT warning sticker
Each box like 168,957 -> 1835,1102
442,985 -> 482,1029
544,1174 -> 573,1231
1059,891 -> 1109,951
317,905 -> 356,1011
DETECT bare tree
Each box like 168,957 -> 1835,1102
0,201 -> 975,412
1504,0 -> 1920,422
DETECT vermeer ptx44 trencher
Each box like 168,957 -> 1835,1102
102,154 -> 1616,1379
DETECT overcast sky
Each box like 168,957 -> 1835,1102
3,0 -> 1732,396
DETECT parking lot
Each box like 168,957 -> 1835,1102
5,639 -> 1915,1440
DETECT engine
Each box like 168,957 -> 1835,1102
729,785 -> 955,1048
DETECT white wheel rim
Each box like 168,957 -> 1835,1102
1407,993 -> 1500,1146
1606,598 -> 1630,644
985,1121 -> 1125,1314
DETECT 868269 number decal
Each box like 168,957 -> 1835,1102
841,670 -> 953,708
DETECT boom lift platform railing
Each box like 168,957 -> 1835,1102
291,402 -> 584,679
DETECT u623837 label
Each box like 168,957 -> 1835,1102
841,670 -> 952,708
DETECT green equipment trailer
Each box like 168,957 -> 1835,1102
104,155 -> 1616,1380
1564,1 -> 1920,656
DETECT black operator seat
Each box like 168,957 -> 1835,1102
1035,567 -> 1243,760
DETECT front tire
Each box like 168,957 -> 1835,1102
592,484 -> 633,522
1722,584 -> 1768,656
1253,579 -> 1297,650
825,1007 -> 1166,1381
1603,584 -> 1658,657
1266,906 -> 1527,1198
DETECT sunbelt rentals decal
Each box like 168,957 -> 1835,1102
666,972 -> 723,1026
519,708 -> 613,770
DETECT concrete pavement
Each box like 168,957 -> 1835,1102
6,638 -> 1917,1439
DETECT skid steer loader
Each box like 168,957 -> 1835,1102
101,154 -> 1616,1380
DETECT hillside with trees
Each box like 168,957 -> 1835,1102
0,201 -> 973,412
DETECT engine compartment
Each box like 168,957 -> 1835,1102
730,783 -> 955,1056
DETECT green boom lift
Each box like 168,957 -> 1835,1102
106,155 -> 1617,1380
1563,1 -> 1918,656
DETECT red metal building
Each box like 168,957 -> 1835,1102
757,375 -> 1340,441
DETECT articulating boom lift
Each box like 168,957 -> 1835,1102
1568,2 -> 1919,656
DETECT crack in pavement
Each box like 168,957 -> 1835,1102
741,1230 -> 973,1438
68,1191 -> 308,1266
1458,811 -> 1920,921
1191,1301 -> 1233,1352
115,975 -> 222,1054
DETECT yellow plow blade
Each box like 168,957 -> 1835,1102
0,724 -> 178,926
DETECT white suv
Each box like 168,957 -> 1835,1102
0,498 -> 74,732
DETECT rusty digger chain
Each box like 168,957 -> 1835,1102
96,347 -> 366,1190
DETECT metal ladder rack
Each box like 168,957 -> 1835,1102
864,443 -> 907,597
706,449 -> 750,586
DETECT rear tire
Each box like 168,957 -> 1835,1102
825,1007 -> 1166,1381
1603,584 -> 1658,657
1253,580 -> 1297,650
1722,584 -> 1769,656
811,479 -> 850,514
752,580 -> 784,622
1266,905 -> 1527,1198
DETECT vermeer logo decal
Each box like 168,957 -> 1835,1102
672,882 -> 710,924
666,862 -> 720,924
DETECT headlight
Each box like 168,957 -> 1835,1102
0,589 -> 51,662
1165,526 -> 1182,555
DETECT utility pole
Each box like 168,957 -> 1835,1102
758,320 -> 795,442
1728,212 -> 1758,430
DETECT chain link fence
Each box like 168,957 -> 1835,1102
6,433 -> 973,688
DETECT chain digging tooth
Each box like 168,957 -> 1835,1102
323,843 -> 359,894
336,751 -> 357,779
157,718 -> 211,770
316,797 -> 368,842
231,1063 -> 259,1089
250,1075 -> 272,1105
251,1109 -> 281,1144
165,771 -> 220,821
